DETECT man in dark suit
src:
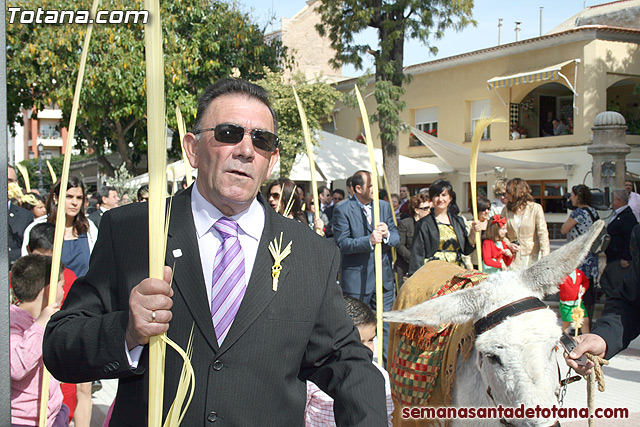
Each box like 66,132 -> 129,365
7,166 -> 33,266
88,186 -> 120,228
43,79 -> 386,426
566,224 -> 640,376
605,189 -> 638,267
332,170 -> 400,361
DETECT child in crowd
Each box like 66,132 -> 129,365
559,269 -> 590,334
26,223 -> 78,304
482,215 -> 513,273
25,223 -> 80,424
305,296 -> 394,427
10,254 -> 68,427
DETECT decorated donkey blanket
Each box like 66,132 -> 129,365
388,261 -> 487,427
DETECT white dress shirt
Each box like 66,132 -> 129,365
191,182 -> 265,303
127,183 -> 266,367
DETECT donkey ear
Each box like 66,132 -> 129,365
518,220 -> 605,296
383,285 -> 489,326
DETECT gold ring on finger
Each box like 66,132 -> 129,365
151,310 -> 156,322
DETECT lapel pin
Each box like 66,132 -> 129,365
268,232 -> 292,292
172,249 -> 183,258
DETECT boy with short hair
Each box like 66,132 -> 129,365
305,296 -> 394,426
10,254 -> 68,427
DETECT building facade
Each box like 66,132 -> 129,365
330,1 -> 640,229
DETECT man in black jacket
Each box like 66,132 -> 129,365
44,79 -> 387,426
605,189 -> 638,266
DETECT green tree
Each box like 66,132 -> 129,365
254,69 -> 343,176
7,0 -> 287,175
316,0 -> 475,191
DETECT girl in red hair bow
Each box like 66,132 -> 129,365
482,215 -> 513,273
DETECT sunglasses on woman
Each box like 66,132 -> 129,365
194,123 -> 280,152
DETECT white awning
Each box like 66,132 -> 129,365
410,126 -> 566,173
277,131 -> 451,183
129,159 -> 195,193
487,59 -> 579,90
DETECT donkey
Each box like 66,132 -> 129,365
384,220 -> 605,427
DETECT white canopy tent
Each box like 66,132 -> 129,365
129,159 -> 194,193
410,126 -> 567,173
275,131 -> 451,183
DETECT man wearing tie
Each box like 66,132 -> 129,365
332,170 -> 400,361
44,79 -> 387,426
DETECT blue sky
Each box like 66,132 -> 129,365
237,0 -> 600,77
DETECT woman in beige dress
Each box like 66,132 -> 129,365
501,178 -> 549,270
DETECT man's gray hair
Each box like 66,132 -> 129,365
612,189 -> 629,205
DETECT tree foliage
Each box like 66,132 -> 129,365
316,0 -> 475,191
254,69 -> 343,177
7,0 -> 286,175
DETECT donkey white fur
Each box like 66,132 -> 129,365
384,221 -> 605,427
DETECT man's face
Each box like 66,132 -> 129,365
354,173 -> 373,204
184,94 -> 279,216
319,189 -> 330,205
102,190 -> 120,209
332,192 -> 344,205
625,181 -> 633,193
612,195 -> 624,210
400,186 -> 408,199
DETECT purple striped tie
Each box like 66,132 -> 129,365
210,217 -> 246,345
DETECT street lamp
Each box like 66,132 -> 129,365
37,143 -> 45,193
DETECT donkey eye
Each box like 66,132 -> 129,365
487,354 -> 502,366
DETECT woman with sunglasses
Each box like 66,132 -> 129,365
395,194 -> 431,286
265,178 -> 308,225
409,180 -> 483,274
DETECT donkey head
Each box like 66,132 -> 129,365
384,221 -> 604,426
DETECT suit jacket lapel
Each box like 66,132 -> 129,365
351,198 -> 372,233
218,194 -> 286,353
166,188 -> 219,352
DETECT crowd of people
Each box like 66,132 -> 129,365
6,78 -> 640,426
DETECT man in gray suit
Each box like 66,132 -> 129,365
44,79 -> 387,426
332,170 -> 400,361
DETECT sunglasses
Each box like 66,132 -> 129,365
496,192 -> 507,197
195,123 -> 279,152
417,206 -> 431,211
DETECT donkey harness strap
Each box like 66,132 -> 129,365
474,297 -> 547,336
